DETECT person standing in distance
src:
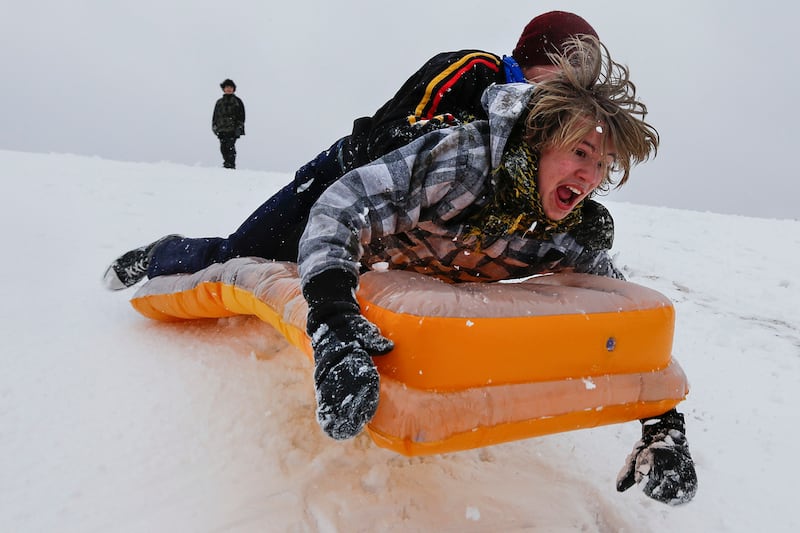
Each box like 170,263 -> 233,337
212,79 -> 245,169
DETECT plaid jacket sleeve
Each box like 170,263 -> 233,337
570,247 -> 626,280
298,123 -> 491,285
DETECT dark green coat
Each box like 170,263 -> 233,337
212,94 -> 246,137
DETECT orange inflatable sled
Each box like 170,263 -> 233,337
131,257 -> 689,456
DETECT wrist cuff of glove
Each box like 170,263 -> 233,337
303,269 -> 360,333
640,408 -> 686,443
572,200 -> 615,251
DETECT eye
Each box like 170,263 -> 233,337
574,148 -> 587,159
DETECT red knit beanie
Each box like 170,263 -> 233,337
512,11 -> 599,68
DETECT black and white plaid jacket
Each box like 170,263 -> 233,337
298,83 -> 623,288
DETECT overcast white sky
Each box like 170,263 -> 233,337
3,0 -> 798,219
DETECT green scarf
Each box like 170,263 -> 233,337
467,130 -> 583,245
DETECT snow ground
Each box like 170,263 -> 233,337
1,150 -> 798,532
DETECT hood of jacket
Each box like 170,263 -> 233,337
481,82 -> 536,170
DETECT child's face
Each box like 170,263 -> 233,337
536,126 -> 616,221
223,86 -> 235,94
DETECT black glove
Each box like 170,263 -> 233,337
303,269 -> 394,440
617,409 -> 698,505
571,199 -> 615,251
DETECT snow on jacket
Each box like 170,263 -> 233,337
298,83 -> 623,288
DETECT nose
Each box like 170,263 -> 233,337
576,158 -> 605,189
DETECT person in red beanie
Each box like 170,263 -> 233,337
253,11 -> 598,259
108,10 -> 600,274
137,11 -> 601,264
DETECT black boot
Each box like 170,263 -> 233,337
102,234 -> 182,290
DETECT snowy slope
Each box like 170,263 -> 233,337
1,150 -> 798,532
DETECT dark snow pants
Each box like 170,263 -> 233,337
218,133 -> 238,169
149,136 -> 350,277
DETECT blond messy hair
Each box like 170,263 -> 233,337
523,35 -> 659,189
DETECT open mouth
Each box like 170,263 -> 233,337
556,185 -> 583,209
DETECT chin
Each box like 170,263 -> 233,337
544,208 -> 568,221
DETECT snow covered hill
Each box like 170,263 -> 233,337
1,150 -> 798,532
